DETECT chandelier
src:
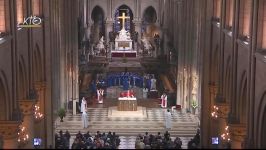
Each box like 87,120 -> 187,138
211,105 -> 219,118
34,104 -> 44,121
17,125 -> 29,145
221,126 -> 230,142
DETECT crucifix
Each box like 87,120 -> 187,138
118,12 -> 130,30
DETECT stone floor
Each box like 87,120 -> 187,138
55,106 -> 199,149
56,88 -> 199,149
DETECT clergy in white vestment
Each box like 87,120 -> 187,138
80,97 -> 88,128
150,78 -> 157,90
165,109 -> 172,130
161,93 -> 167,108
80,97 -> 87,113
97,89 -> 101,103
98,89 -> 104,104
143,87 -> 148,99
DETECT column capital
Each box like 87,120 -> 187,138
19,100 -> 36,115
228,123 -> 247,142
132,19 -> 142,25
216,102 -> 230,119
34,81 -> 46,91
105,19 -> 114,24
208,82 -> 218,96
0,121 -> 21,140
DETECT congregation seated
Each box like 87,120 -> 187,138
71,130 -> 121,149
55,130 -> 71,149
187,129 -> 200,149
135,131 -> 182,149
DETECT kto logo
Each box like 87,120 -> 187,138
18,15 -> 42,28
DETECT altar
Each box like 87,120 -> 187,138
115,39 -> 132,51
111,12 -> 136,58
117,97 -> 137,111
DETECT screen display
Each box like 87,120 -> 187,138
211,137 -> 219,145
33,138 -> 42,146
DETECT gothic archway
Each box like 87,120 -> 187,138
142,6 -> 158,37
261,106 -> 266,148
91,6 -> 105,44
237,71 -> 247,123
114,5 -> 134,33
224,56 -> 231,103
0,71 -> 9,120
33,44 -> 43,82
18,57 -> 27,99
257,92 -> 266,148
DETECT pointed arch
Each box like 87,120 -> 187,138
91,5 -> 105,43
224,56 -> 231,102
257,91 -> 266,148
142,6 -> 157,24
237,70 -> 247,123
114,5 -> 134,32
0,70 -> 10,120
33,44 -> 43,81
18,56 -> 28,99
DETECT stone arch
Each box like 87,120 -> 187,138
211,44 -> 219,84
113,4 -> 134,33
18,56 -> 28,99
0,70 -> 10,120
224,56 -> 231,102
237,70 -> 247,123
142,6 -> 157,23
257,92 -> 266,148
261,106 -> 266,148
33,44 -> 43,81
142,6 -> 159,37
91,5 -> 105,22
113,4 -> 134,19
91,5 -> 105,43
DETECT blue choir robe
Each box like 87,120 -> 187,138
91,81 -> 96,94
147,79 -> 151,89
123,78 -> 129,90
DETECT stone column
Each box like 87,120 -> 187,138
19,99 -> 36,149
176,72 -> 182,106
209,83 -> 219,140
209,83 -> 218,108
133,20 -> 142,43
73,99 -> 77,115
0,121 -> 21,149
34,81 -> 46,116
215,101 -> 230,148
105,20 -> 114,43
228,124 -> 247,149
34,81 -> 46,148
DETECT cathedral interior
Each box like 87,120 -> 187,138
0,0 -> 266,149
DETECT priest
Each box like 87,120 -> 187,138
161,93 -> 168,108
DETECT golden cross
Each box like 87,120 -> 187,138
118,12 -> 130,30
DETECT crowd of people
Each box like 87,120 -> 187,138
106,72 -> 144,89
71,131 -> 121,149
55,130 -> 121,149
55,129 -> 200,149
135,131 -> 182,149
55,130 -> 71,149
187,129 -> 200,149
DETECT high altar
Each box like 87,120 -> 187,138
117,90 -> 137,111
112,13 -> 137,57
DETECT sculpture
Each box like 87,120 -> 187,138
142,38 -> 152,50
